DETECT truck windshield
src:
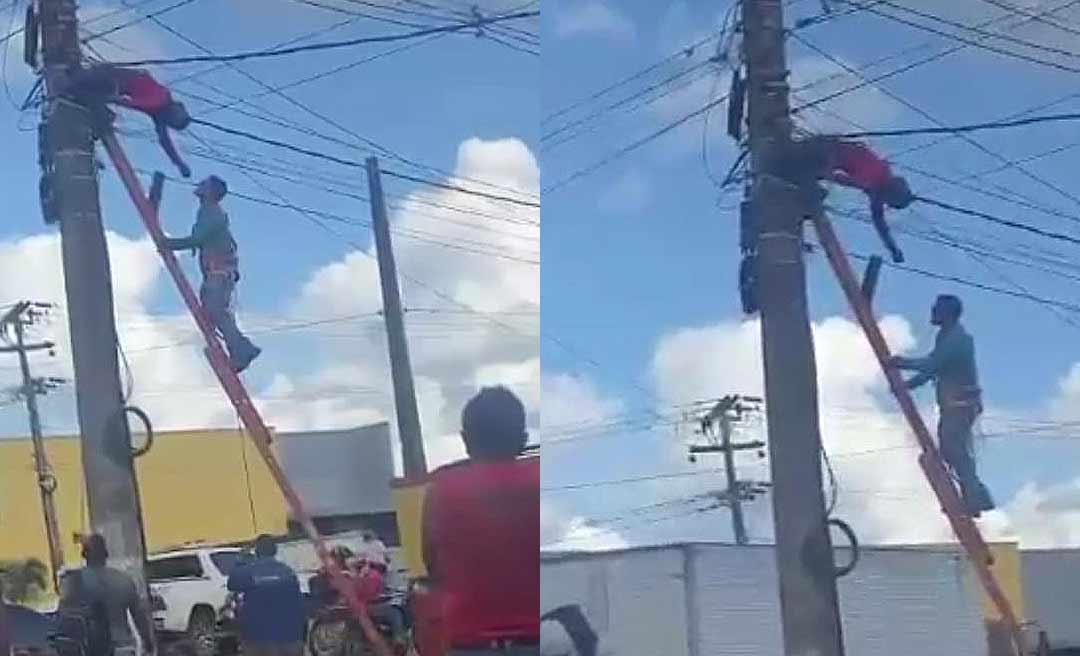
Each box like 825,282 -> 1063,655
210,551 -> 242,576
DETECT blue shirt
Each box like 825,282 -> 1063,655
896,322 -> 980,407
226,557 -> 304,644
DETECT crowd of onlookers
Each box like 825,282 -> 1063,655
0,385 -> 541,656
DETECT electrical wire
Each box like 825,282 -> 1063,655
790,30 -> 1080,217
831,111 -> 1080,139
108,10 -> 538,66
542,32 -> 720,126
915,195 -> 1080,248
187,118 -> 541,210
840,0 -> 1080,75
792,0 -> 1080,115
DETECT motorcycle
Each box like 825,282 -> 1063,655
306,587 -> 412,656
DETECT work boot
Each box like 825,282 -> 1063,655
232,346 -> 261,374
963,481 -> 995,518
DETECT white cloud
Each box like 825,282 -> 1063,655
261,137 -> 540,469
597,168 -> 651,214
554,1 -> 636,41
541,503 -> 628,553
540,372 -> 625,441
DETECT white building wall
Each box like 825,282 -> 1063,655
542,543 -> 986,656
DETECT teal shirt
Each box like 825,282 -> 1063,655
895,322 -> 979,406
165,204 -> 237,275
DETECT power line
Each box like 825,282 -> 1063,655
848,0 -> 1080,75
380,170 -> 540,209
109,10 -> 538,66
916,195 -> 1080,248
791,0 -> 1080,115
870,0 -> 1080,62
831,111 -> 1080,139
541,60 -> 714,148
839,247 -> 1080,314
790,30 -> 1080,217
80,0 -> 198,45
542,32 -> 719,126
544,94 -> 729,194
187,118 -> 541,210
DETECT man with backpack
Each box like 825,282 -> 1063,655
56,534 -> 155,656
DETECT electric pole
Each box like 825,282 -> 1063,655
689,395 -> 768,545
742,0 -> 845,653
0,302 -> 66,591
365,157 -> 427,477
38,0 -> 149,597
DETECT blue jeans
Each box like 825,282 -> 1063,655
201,273 -> 257,367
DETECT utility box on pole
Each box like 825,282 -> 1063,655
38,0 -> 149,600
742,0 -> 845,653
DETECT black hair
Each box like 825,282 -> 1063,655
206,175 -> 228,200
82,533 -> 108,566
254,534 -> 277,558
883,175 -> 913,209
461,386 -> 528,460
936,294 -> 963,320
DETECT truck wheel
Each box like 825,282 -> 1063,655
187,606 -> 217,656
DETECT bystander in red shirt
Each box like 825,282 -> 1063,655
423,455 -> 540,648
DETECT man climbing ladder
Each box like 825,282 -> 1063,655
163,175 -> 261,373
890,294 -> 994,517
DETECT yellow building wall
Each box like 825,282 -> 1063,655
0,429 -> 287,577
980,542 -> 1026,621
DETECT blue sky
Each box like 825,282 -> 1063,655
0,0 -> 540,469
541,0 -> 1080,549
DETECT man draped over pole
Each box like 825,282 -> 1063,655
890,294 -> 995,517
57,63 -> 192,178
781,137 -> 914,263
163,175 -> 261,373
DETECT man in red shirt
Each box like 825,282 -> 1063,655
422,386 -> 540,656
786,137 -> 913,263
60,64 -> 192,178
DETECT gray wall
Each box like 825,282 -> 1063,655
1022,548 -> 1080,648
277,423 -> 395,518
542,543 -> 985,656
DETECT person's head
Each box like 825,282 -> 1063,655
253,534 -> 277,559
460,385 -> 528,460
881,175 -> 914,209
162,101 -> 191,130
932,294 -> 963,326
195,175 -> 228,204
81,533 -> 108,567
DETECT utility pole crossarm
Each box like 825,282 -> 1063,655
0,341 -> 54,353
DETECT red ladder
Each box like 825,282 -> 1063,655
810,211 -> 1025,654
100,134 -> 395,656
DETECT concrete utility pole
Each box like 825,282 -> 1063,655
365,157 -> 427,477
0,302 -> 65,591
742,0 -> 845,654
38,0 -> 148,596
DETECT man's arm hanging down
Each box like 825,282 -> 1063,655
154,117 -> 191,179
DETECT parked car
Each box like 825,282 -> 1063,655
147,547 -> 244,655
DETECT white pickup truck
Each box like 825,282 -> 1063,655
147,547 -> 244,653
